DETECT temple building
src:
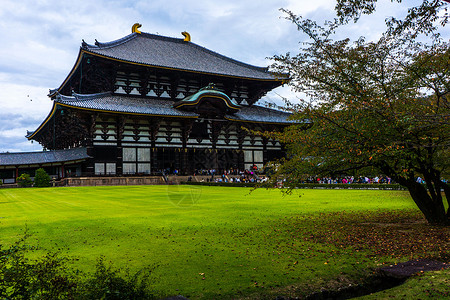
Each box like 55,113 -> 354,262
2,25 -> 295,181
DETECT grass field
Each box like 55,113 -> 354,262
0,186 -> 448,299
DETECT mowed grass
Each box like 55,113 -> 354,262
0,186 -> 447,299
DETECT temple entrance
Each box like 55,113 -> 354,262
188,148 -> 242,174
153,148 -> 243,175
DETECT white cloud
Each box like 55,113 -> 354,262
285,0 -> 335,15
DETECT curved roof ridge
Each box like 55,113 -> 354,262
73,91 -> 113,100
57,92 -> 113,102
84,31 -> 270,73
140,32 -> 185,43
82,33 -> 139,50
79,31 -> 280,80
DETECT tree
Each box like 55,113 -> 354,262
34,168 -> 51,187
269,1 -> 449,224
17,173 -> 33,188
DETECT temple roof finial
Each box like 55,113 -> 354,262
182,31 -> 191,42
132,23 -> 142,34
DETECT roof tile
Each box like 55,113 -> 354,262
82,32 -> 280,80
0,147 -> 90,166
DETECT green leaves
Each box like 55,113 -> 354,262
34,168 -> 51,188
270,2 -> 450,224
16,173 -> 32,188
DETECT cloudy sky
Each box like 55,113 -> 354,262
0,0 -> 445,153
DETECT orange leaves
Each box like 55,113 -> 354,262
297,210 -> 449,260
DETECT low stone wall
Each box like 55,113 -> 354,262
64,176 -> 166,187
165,175 -> 258,184
0,183 -> 19,188
165,175 -> 211,184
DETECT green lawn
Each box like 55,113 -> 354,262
0,186 -> 447,299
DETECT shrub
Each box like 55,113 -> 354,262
0,236 -> 78,299
78,257 -> 154,300
17,173 -> 32,187
34,168 -> 51,187
0,235 -> 155,300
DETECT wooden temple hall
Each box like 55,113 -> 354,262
1,24 -> 294,181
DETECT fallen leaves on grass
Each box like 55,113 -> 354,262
284,210 -> 449,260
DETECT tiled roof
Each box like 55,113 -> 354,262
0,147 -> 90,166
81,32 -> 280,80
56,92 -> 198,117
226,105 -> 296,124
54,92 -> 294,124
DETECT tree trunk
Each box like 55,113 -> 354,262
405,180 -> 449,225
439,180 -> 450,218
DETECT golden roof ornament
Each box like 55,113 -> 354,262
182,31 -> 191,42
132,23 -> 142,34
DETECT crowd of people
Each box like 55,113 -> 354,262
304,176 -> 393,184
162,167 -> 448,186
161,166 -> 450,186
188,168 -> 267,183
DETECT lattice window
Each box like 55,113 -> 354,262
122,147 -> 151,175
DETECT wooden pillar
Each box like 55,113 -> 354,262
180,148 -> 191,175
238,150 -> 245,171
116,116 -> 125,176
150,118 -> 161,174
262,136 -> 269,165
210,121 -> 223,149
85,114 -> 97,176
212,149 -> 218,170
15,166 -> 19,183
181,120 -> 193,175
151,148 -> 158,173
174,148 -> 180,171
236,123 -> 246,171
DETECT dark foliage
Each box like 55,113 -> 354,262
78,257 -> 153,300
34,168 -> 51,188
0,235 -> 154,299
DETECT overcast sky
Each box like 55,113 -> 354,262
0,0 -> 446,153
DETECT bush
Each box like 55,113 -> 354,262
34,168 -> 51,187
0,234 -> 78,299
0,235 -> 155,299
17,173 -> 32,187
78,257 -> 153,300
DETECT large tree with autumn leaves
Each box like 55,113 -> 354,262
269,0 -> 450,225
